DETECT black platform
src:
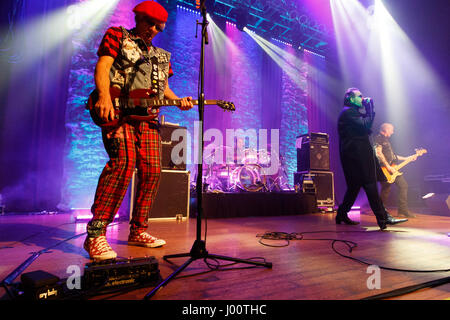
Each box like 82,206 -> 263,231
196,192 -> 318,219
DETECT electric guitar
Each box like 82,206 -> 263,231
381,148 -> 427,183
86,87 -> 235,128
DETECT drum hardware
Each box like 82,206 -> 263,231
202,146 -> 292,192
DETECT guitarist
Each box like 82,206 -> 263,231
84,1 -> 193,261
374,123 -> 417,218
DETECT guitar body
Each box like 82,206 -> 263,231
380,148 -> 427,183
86,87 -> 159,128
381,165 -> 403,184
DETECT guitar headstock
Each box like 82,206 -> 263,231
414,148 -> 428,156
217,100 -> 235,112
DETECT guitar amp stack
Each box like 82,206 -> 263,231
128,121 -> 191,220
160,121 -> 187,171
294,132 -> 335,209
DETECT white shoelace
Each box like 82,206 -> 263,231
93,236 -> 113,252
141,233 -> 156,240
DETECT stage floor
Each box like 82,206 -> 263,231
0,208 -> 449,300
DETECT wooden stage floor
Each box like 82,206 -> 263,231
1,208 -> 449,300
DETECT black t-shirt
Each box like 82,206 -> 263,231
373,134 -> 397,165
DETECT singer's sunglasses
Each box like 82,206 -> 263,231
143,17 -> 165,32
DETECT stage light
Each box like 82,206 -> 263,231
331,0 -> 449,141
330,0 -> 371,73
359,0 -> 375,8
177,4 -> 201,15
244,28 -> 314,90
208,15 -> 240,57
422,193 -> 435,199
2,0 -> 119,87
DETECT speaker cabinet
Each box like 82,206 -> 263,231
294,171 -> 335,207
129,169 -> 190,220
160,123 -> 187,171
296,133 -> 330,171
297,143 -> 330,171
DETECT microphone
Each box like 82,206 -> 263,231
363,97 -> 372,104
362,97 -> 374,118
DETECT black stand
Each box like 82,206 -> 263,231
144,3 -> 271,300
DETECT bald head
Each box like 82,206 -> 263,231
380,123 -> 394,137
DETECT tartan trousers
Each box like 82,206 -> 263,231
87,121 -> 161,238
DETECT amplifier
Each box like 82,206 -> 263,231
294,171 -> 335,207
160,123 -> 187,170
296,132 -> 329,145
83,257 -> 160,292
296,133 -> 330,172
130,169 -> 190,220
297,143 -> 330,171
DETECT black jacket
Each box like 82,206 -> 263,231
337,105 -> 385,185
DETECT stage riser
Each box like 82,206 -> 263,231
197,192 -> 317,219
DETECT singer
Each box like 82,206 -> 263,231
335,88 -> 407,229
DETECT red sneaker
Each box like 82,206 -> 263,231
83,236 -> 117,261
128,232 -> 166,248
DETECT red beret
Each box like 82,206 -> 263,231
133,1 -> 168,23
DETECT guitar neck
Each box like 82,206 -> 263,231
148,99 -> 219,107
396,153 -> 423,170
395,158 -> 412,171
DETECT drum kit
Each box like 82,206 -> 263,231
202,145 -> 291,193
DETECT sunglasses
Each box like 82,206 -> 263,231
143,17 -> 165,32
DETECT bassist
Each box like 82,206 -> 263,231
374,123 -> 417,218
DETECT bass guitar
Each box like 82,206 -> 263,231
86,87 -> 235,128
381,148 -> 427,183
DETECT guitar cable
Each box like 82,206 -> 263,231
256,229 -> 450,274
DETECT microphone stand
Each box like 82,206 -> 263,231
144,2 -> 272,300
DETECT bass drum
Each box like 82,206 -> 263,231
231,164 -> 266,192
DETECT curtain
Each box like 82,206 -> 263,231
305,52 -> 346,201
0,0 -> 73,211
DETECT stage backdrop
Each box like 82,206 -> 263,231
0,0 -> 339,212
58,1 -> 336,210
